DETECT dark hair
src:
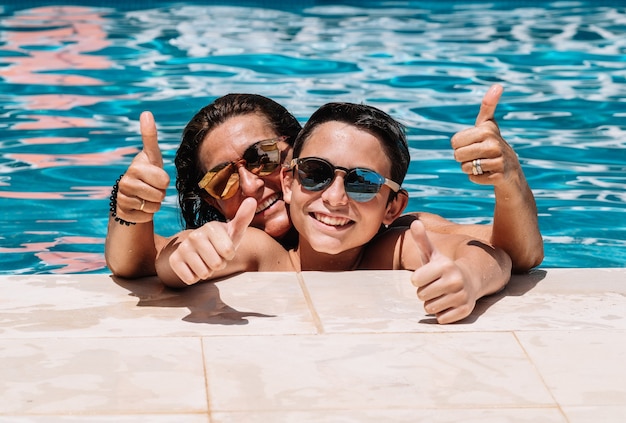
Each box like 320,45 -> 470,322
293,102 -> 410,188
175,94 -> 302,229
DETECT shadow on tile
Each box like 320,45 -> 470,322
111,275 -> 276,325
419,269 -> 548,325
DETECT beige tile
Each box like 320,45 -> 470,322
299,270 -> 424,333
0,337 -> 207,414
516,330 -> 626,406
202,332 -> 553,411
0,416 -> 209,422
562,405 -> 626,423
2,269 -> 625,419
301,269 -> 626,333
470,268 -> 626,331
521,268 -> 626,292
0,273 -> 316,338
212,408 -> 567,422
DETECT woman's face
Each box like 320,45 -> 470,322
283,121 -> 399,256
198,113 -> 293,240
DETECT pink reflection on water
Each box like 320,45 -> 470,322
20,94 -> 115,111
20,137 -> 88,145
3,236 -> 106,273
36,252 -> 106,273
0,6 -> 124,130
0,236 -> 103,253
0,186 -> 113,200
13,115 -> 101,130
7,146 -> 139,168
0,192 -> 65,199
0,6 -> 113,86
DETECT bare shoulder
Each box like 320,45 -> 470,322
238,227 -> 294,271
360,227 -> 407,270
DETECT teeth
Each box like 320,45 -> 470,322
313,213 -> 351,227
256,193 -> 279,214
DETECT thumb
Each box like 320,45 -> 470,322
410,220 -> 435,267
140,111 -> 163,167
475,84 -> 503,126
227,197 -> 257,249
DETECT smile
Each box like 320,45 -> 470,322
312,212 -> 353,227
256,193 -> 280,214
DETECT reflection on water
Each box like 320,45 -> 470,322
0,1 -> 624,273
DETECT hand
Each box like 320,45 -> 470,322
168,197 -> 257,285
115,111 -> 170,223
409,220 -> 479,324
450,84 -> 522,188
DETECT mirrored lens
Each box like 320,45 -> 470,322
243,139 -> 281,175
345,169 -> 384,202
295,157 -> 387,202
297,159 -> 333,191
201,162 -> 240,199
198,137 -> 284,199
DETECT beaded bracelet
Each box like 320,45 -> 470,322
110,174 -> 136,226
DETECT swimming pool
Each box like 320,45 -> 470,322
0,0 -> 624,274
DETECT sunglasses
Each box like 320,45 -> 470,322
290,156 -> 400,202
198,136 -> 287,200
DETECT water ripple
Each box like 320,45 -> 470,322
0,1 -> 624,272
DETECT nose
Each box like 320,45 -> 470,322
321,171 -> 349,206
237,165 -> 265,197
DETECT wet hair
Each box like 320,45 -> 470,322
175,94 -> 302,229
293,102 -> 410,191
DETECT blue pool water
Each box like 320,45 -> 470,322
0,0 -> 624,274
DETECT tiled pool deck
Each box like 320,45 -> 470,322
1,268 -> 625,422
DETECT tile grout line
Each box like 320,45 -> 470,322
295,272 -> 325,334
200,338 -> 213,419
512,330 -> 569,421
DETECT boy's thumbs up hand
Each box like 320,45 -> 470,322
409,220 -> 477,324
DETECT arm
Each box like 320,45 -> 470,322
155,198 -> 293,288
392,211 -> 493,241
450,84 -> 543,272
105,111 -> 170,278
105,218 -> 168,277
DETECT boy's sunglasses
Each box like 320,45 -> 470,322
290,157 -> 400,203
198,136 -> 287,200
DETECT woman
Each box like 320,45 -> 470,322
105,87 -> 542,278
156,102 -> 512,324
106,94 -> 301,277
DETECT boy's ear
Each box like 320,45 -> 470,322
382,189 -> 408,225
281,166 -> 294,204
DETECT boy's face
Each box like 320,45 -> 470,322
283,121 -> 400,256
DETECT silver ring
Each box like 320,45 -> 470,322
139,199 -> 146,211
472,159 -> 484,175
476,159 -> 484,175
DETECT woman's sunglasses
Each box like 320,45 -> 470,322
198,136 -> 287,200
290,156 -> 400,202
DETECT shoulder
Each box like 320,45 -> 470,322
238,227 -> 294,271
360,227 -> 407,270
